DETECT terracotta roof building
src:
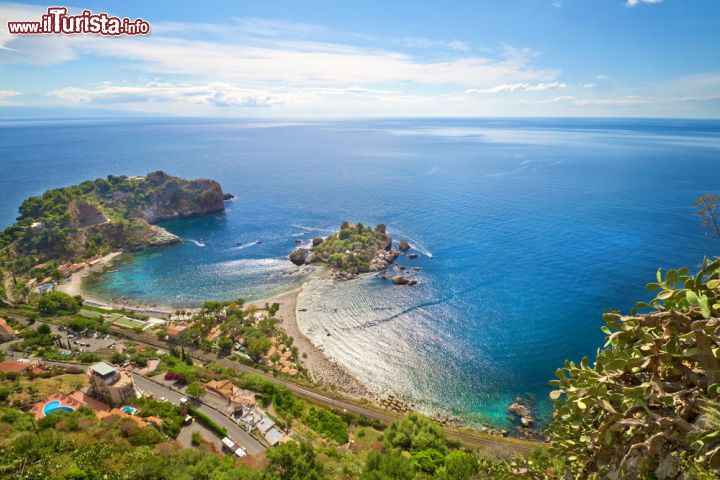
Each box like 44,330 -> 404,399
0,360 -> 37,374
0,318 -> 15,342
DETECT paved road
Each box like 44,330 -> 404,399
4,312 -> 542,455
23,356 -> 265,455
132,374 -> 265,456
113,326 -> 541,455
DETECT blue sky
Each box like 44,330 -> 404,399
1,0 -> 719,117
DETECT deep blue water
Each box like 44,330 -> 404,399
1,117 -> 719,427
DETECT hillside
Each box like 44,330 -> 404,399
0,171 -> 226,294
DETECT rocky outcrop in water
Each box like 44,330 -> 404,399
398,239 -> 411,252
296,222 -> 399,279
289,248 -> 309,266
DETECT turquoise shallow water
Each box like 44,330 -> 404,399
1,117 -> 719,428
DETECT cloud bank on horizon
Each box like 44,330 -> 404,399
0,0 -> 718,118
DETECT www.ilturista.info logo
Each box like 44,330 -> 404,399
7,7 -> 150,35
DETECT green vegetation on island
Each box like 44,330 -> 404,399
0,171 -> 226,304
289,222 -> 398,278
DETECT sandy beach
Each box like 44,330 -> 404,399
60,254 -> 374,400
250,288 -> 375,400
56,251 -> 176,316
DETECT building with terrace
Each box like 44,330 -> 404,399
87,362 -> 137,406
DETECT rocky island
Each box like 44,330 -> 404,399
289,222 -> 399,279
0,171 -> 227,303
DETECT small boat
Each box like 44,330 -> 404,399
255,240 -> 262,245
236,242 -> 243,246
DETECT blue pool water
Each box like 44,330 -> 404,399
43,401 -> 75,416
121,406 -> 138,414
2,117 -> 719,428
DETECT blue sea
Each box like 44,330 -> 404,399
1,117 -> 719,428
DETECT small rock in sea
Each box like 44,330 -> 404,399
223,193 -> 235,201
289,248 -> 309,266
295,239 -> 302,244
413,267 -> 420,271
392,275 -> 410,285
397,265 -> 406,271
408,280 -> 418,286
398,239 -> 411,252
408,253 -> 419,259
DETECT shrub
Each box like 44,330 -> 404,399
38,291 -> 81,315
304,407 -> 349,444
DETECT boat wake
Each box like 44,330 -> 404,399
187,239 -> 206,248
395,237 -> 433,258
291,224 -> 335,236
234,241 -> 261,250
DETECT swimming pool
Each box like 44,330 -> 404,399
42,400 -> 75,416
120,406 -> 138,415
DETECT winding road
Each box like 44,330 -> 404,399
3,311 -> 543,455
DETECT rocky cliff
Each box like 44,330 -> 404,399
0,172 -> 227,277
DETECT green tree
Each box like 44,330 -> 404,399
37,291 -> 81,315
437,450 -> 478,480
186,381 -> 206,401
37,323 -> 51,335
266,441 -> 324,480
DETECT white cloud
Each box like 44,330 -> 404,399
0,89 -> 21,102
400,37 -> 470,52
49,83 -> 275,107
583,83 -> 597,88
0,5 -> 557,88
466,82 -> 567,94
626,0 -> 662,7
596,75 -> 610,80
46,82 -> 408,109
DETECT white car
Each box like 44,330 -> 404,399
160,396 -> 167,402
179,397 -> 188,405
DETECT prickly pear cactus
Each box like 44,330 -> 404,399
549,257 -> 720,479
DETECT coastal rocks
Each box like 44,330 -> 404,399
375,224 -> 387,234
222,193 -> 235,201
136,171 -> 226,224
398,239 -> 411,252
289,248 -> 309,266
368,248 -> 399,271
392,275 -> 410,285
312,237 -> 324,246
507,397 -> 538,438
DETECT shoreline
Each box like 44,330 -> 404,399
56,251 -> 177,316
53,251 -> 524,436
58,251 -> 376,402
249,288 -> 376,401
